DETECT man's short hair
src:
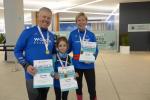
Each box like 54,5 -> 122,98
38,7 -> 52,14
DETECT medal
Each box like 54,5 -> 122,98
63,69 -> 68,78
46,50 -> 49,54
57,54 -> 68,78
80,47 -> 83,54
64,73 -> 68,78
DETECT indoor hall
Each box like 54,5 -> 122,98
0,0 -> 150,100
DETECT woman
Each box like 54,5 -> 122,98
68,12 -> 99,100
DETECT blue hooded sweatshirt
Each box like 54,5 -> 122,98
14,26 -> 55,80
68,28 -> 99,69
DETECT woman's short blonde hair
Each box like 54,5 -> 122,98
75,12 -> 88,22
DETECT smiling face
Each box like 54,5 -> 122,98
76,16 -> 87,31
76,13 -> 88,31
57,41 -> 68,53
38,10 -> 52,29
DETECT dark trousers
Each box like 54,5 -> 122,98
26,80 -> 49,100
54,87 -> 69,100
75,68 -> 96,100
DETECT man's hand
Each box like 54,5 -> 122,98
27,65 -> 37,76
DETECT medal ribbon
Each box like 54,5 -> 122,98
78,29 -> 87,43
37,26 -> 49,53
78,29 -> 87,52
57,53 -> 68,68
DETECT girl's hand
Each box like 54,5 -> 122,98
54,73 -> 60,79
75,72 -> 79,78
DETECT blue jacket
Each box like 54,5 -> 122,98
53,54 -> 72,88
68,28 -> 99,69
14,26 -> 55,80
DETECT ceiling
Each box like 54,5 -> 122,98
0,0 -> 150,22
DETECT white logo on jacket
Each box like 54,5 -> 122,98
33,38 -> 51,44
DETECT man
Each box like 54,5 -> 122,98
14,7 -> 55,100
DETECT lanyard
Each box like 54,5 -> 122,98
78,29 -> 87,43
57,53 -> 68,68
78,29 -> 87,49
37,26 -> 49,53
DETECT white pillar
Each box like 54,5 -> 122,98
3,0 -> 24,45
3,0 -> 24,62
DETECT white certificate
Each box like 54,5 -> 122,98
79,41 -> 96,63
58,65 -> 78,92
33,59 -> 54,88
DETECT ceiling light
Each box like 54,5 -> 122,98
105,4 -> 119,21
54,10 -> 110,15
62,0 -> 103,11
80,5 -> 114,11
24,1 -> 72,10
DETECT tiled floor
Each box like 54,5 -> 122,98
0,51 -> 150,100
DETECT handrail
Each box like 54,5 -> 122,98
0,44 -> 15,61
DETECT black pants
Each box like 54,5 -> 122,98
54,87 -> 69,100
75,68 -> 96,100
26,79 -> 49,100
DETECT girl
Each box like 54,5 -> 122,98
68,12 -> 99,100
53,36 -> 77,100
